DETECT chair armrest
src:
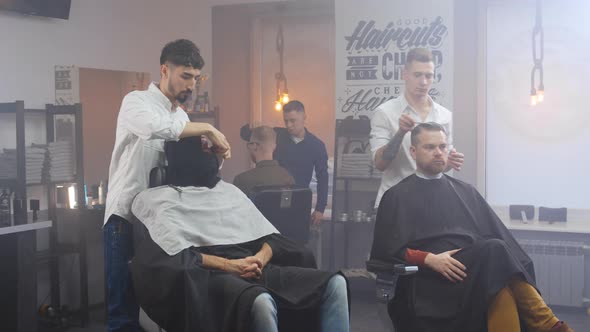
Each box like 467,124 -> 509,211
366,259 -> 418,276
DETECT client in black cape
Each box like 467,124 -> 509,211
130,136 -> 350,332
370,122 -> 573,332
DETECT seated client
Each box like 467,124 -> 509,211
130,136 -> 349,332
370,122 -> 573,332
233,125 -> 295,195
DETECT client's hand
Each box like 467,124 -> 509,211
254,243 -> 273,271
225,256 -> 262,280
424,249 -> 467,283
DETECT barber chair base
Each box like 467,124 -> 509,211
375,274 -> 396,332
377,302 -> 395,332
139,308 -> 166,332
366,260 -> 418,332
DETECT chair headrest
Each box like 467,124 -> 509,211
250,185 -> 311,194
149,166 -> 167,188
249,185 -> 313,244
250,186 -> 311,210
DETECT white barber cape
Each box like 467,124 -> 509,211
131,180 -> 279,255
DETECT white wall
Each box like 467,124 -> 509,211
452,0 -> 480,186
0,0 -> 284,178
0,0 -> 283,108
1,1 -> 198,108
486,0 -> 590,209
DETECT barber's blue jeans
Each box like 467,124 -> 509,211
250,274 -> 349,332
104,215 -> 140,332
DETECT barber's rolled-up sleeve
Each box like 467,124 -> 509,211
445,117 -> 453,146
120,93 -> 187,141
369,110 -> 393,160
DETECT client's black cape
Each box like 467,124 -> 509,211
131,231 -> 346,332
370,174 -> 536,332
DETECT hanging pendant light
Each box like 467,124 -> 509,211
530,0 -> 544,106
274,24 -> 290,111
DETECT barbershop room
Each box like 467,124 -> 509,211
2,0 -> 590,331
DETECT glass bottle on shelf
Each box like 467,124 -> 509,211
203,92 -> 209,113
198,94 -> 205,113
98,180 -> 105,205
0,188 -> 11,227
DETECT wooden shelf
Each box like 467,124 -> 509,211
186,110 -> 217,117
335,176 -> 381,181
186,106 -> 220,128
0,220 -> 52,236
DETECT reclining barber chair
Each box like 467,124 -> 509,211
130,166 -> 167,253
250,185 -> 313,245
365,258 -> 418,332
128,167 -> 169,332
131,169 -> 315,331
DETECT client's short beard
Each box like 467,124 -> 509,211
426,164 -> 445,175
419,161 -> 446,176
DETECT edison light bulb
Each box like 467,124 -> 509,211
536,89 -> 544,102
281,93 -> 290,104
274,100 -> 282,111
530,94 -> 538,106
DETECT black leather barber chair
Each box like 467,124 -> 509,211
132,169 -> 312,330
128,167 -> 168,332
366,258 -> 418,332
250,186 -> 312,245
149,165 -> 168,189
129,167 -> 167,250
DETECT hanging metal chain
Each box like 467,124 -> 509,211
277,24 -> 284,79
275,24 -> 288,98
531,0 -> 544,95
532,0 -> 544,64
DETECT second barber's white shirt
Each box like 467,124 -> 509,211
369,94 -> 452,208
104,83 -> 188,225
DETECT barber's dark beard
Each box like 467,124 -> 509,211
168,82 -> 192,104
176,90 -> 192,104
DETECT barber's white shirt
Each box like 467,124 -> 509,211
369,94 -> 452,208
104,83 -> 188,225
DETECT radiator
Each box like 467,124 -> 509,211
517,239 -> 586,307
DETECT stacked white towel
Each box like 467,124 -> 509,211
339,153 -> 384,179
25,145 -> 48,184
48,140 -> 74,182
0,150 -> 17,179
340,153 -> 372,178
